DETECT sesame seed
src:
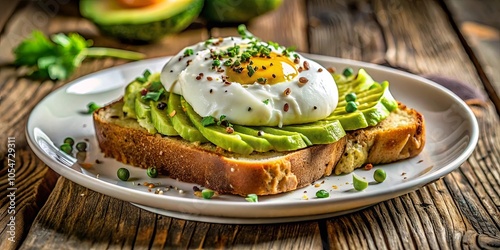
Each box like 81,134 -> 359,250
207,76 -> 213,81
169,110 -> 176,117
262,66 -> 267,70
298,67 -> 303,72
284,87 -> 291,96
179,190 -> 185,194
196,75 -> 202,80
317,68 -> 323,72
284,103 -> 289,112
230,168 -> 235,172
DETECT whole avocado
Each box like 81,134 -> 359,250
201,0 -> 283,23
80,0 -> 204,43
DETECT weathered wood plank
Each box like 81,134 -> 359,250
307,0 -> 500,248
20,178 -> 323,249
210,0 -> 308,52
442,0 -> 500,111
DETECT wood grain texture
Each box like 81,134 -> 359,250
307,0 -> 500,249
1,0 -> 500,249
21,177 -> 323,249
442,0 -> 500,112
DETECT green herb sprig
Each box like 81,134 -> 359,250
13,31 -> 145,81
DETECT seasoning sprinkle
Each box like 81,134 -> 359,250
272,74 -> 276,78
327,67 -> 335,73
209,89 -> 213,94
298,67 -> 303,73
284,88 -> 291,96
283,103 -> 289,112
299,77 -> 309,84
207,76 -> 213,81
257,130 -> 264,136
303,61 -> 310,70
226,127 -> 234,134
294,57 -> 300,64
313,106 -> 317,110
196,75 -> 202,80
169,110 -> 176,117
248,107 -> 252,111
317,68 -> 323,72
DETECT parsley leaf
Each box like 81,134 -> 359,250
201,116 -> 216,127
13,31 -> 145,81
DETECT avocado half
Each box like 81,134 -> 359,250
201,0 -> 283,23
80,0 -> 204,42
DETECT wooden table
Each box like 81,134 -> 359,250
1,0 -> 499,249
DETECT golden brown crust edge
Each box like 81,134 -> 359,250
93,100 -> 346,196
93,100 -> 425,196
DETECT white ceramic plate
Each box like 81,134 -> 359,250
26,55 -> 479,224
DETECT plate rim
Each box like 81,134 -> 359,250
26,54 -> 479,221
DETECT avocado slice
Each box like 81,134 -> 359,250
167,92 -> 208,143
328,80 -> 398,130
280,120 -> 346,144
123,81 -> 143,118
134,97 -> 157,134
202,0 -> 282,23
80,0 -> 204,42
180,96 -> 256,155
254,127 -> 311,147
150,99 -> 179,136
233,125 -> 307,152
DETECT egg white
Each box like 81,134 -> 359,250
160,37 -> 338,127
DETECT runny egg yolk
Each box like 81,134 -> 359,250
225,53 -> 298,85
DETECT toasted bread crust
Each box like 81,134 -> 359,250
94,100 -> 425,196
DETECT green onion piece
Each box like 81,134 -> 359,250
142,89 -> 164,102
212,59 -> 221,67
245,194 -> 258,202
345,101 -> 358,113
353,174 -> 368,191
343,67 -> 354,77
87,102 -> 101,114
202,189 -> 215,199
143,69 -> 151,79
315,189 -> 329,198
64,137 -> 75,147
184,48 -> 194,56
147,167 -> 158,178
60,143 -> 72,155
201,116 -> 216,126
247,65 -> 255,77
263,99 -> 270,105
76,142 -> 87,152
117,168 -> 130,181
374,169 -> 387,183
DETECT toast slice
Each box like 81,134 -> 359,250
93,100 -> 425,196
